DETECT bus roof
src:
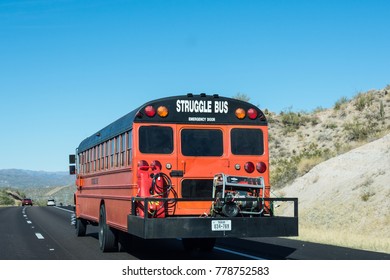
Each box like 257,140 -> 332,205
77,94 -> 267,153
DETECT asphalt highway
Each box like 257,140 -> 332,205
0,206 -> 388,260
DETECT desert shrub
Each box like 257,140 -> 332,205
324,122 -> 338,130
343,119 -> 371,141
0,191 -> 15,205
280,110 -> 312,134
297,157 -> 323,175
270,158 -> 299,189
354,92 -> 374,111
300,142 -> 325,158
271,142 -> 332,188
361,190 -> 375,202
334,96 -> 349,110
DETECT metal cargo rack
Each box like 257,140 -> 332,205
127,196 -> 298,239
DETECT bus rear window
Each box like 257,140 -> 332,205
181,129 -> 223,156
139,126 -> 173,154
181,179 -> 213,198
231,128 -> 264,155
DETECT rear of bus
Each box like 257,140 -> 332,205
128,94 -> 297,240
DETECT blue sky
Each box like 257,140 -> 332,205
0,0 -> 389,172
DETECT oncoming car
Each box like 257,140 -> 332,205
22,198 -> 33,206
47,199 -> 56,206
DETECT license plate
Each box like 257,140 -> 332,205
211,220 -> 231,231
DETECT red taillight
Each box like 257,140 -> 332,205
256,162 -> 267,173
244,162 -> 255,173
151,160 -> 162,171
247,108 -> 258,120
138,160 -> 149,170
145,106 -> 156,117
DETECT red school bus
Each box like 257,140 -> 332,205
69,93 -> 298,252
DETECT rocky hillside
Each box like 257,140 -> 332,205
266,85 -> 390,253
267,85 -> 390,188
276,132 -> 390,253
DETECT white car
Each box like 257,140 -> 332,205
47,199 -> 56,206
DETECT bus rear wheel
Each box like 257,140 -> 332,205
75,218 -> 87,237
99,204 -> 118,252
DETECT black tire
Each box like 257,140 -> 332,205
75,218 -> 87,237
98,204 -> 118,252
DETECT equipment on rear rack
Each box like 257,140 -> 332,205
211,173 -> 266,217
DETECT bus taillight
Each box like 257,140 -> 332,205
247,108 -> 258,120
151,160 -> 162,171
145,106 -> 156,117
256,161 -> 267,173
244,162 -> 255,173
138,160 -> 149,170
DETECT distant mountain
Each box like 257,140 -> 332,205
0,169 -> 75,188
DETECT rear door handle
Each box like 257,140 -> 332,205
170,170 -> 184,177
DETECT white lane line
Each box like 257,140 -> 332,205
35,233 -> 45,240
214,246 -> 266,260
54,206 -> 74,213
27,221 -> 32,224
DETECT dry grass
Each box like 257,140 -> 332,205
291,225 -> 390,254
297,157 -> 324,175
272,199 -> 390,253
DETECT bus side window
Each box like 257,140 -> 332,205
105,141 -> 109,169
121,133 -> 126,166
115,136 -> 120,167
127,130 -> 133,165
87,149 -> 90,173
111,139 -> 115,168
100,144 -> 104,169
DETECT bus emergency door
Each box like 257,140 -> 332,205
175,125 -> 229,214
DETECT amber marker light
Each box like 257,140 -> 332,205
157,106 -> 169,118
235,108 -> 246,119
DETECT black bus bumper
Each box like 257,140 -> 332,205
127,197 -> 298,239
127,215 -> 298,239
